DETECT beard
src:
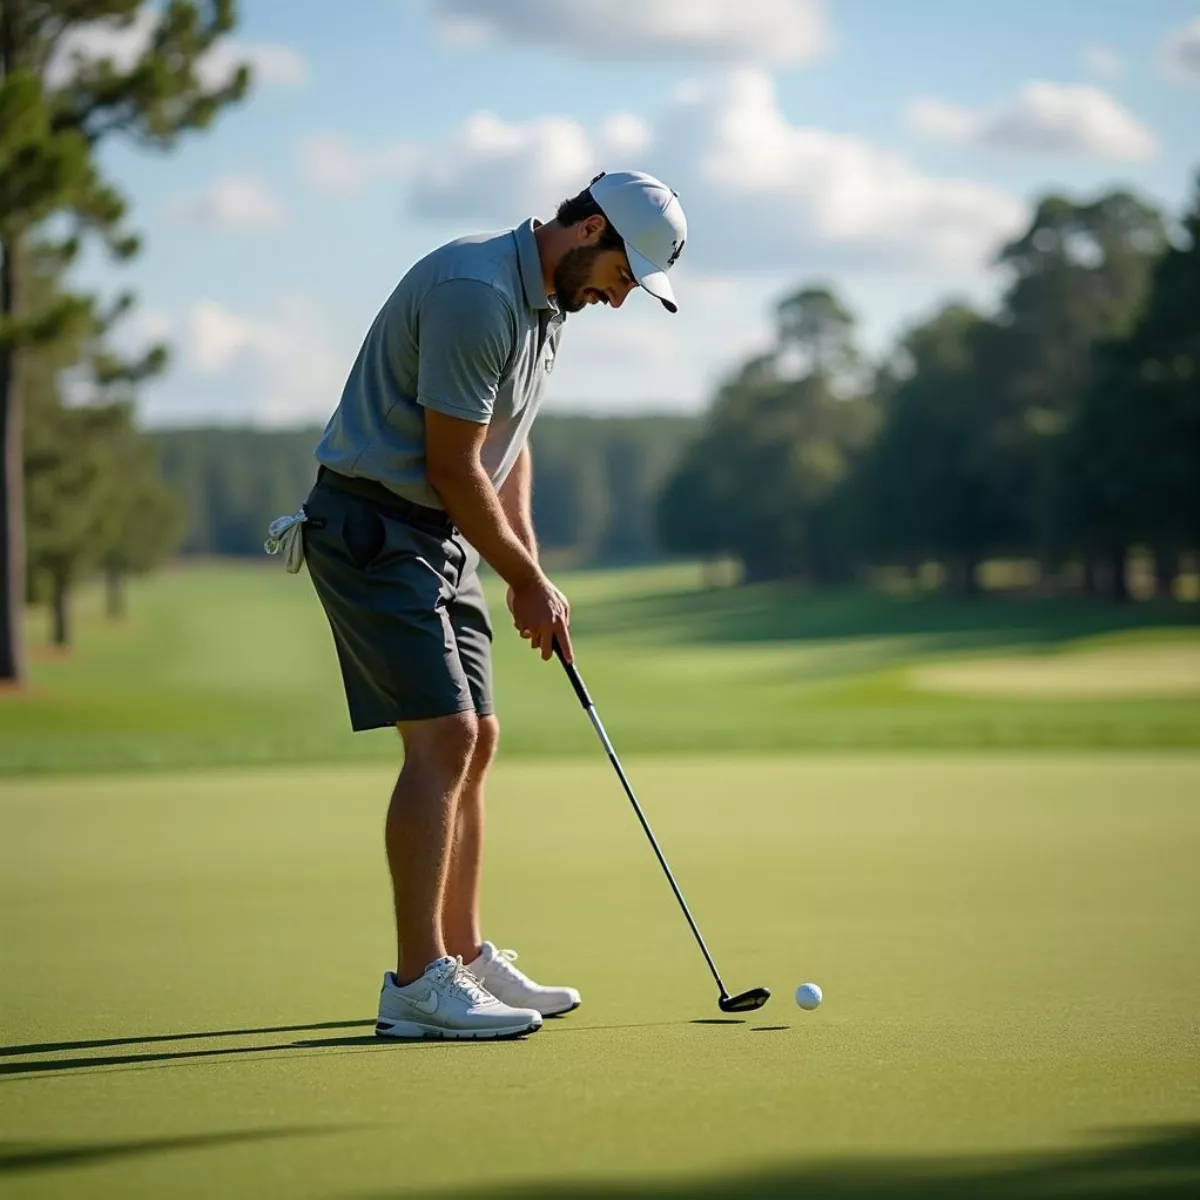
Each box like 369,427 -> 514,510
553,245 -> 609,313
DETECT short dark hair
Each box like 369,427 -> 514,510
556,173 -> 625,251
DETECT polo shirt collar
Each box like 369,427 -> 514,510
516,217 -> 556,313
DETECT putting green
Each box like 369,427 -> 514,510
910,641 -> 1200,700
2,755 -> 1198,1198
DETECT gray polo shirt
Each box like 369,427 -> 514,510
315,217 -> 565,510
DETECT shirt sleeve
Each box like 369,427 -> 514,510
416,279 -> 516,424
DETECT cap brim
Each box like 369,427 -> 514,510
626,243 -> 678,313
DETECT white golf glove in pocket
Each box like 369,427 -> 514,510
264,507 -> 308,574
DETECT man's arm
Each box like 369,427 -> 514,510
415,277 -> 534,587
425,412 -> 537,590
416,278 -> 569,660
498,444 -> 537,560
426,412 -> 569,661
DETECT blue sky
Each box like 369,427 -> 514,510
67,0 -> 1200,427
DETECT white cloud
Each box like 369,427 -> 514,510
397,71 -> 1023,275
675,72 -> 1025,272
186,297 -> 345,426
46,6 -> 306,90
200,42 -> 309,88
170,177 -> 289,229
409,112 -> 595,219
298,135 -> 415,198
45,7 -> 157,87
142,311 -> 174,342
110,307 -> 174,366
190,302 -> 256,372
599,113 -> 653,159
124,307 -> 174,345
425,0 -> 831,64
903,97 -> 978,143
1082,43 -> 1123,81
906,82 -> 1157,160
1159,16 -> 1200,86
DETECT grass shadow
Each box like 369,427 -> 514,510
0,1033 -> 390,1077
1,1016 -> 761,1078
0,1126 -> 350,1175
0,1017 -> 370,1058
368,1124 -> 1200,1199
577,582 -> 1200,657
0,1019 -> 446,1079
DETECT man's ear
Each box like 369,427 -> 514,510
579,214 -> 607,244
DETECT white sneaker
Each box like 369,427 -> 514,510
376,955 -> 543,1040
467,941 -> 581,1017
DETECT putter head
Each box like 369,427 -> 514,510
718,986 -> 771,1013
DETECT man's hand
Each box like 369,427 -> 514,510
507,577 -> 572,662
423,410 -> 569,660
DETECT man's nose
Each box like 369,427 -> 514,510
608,284 -> 632,309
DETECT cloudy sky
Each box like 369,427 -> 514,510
72,0 -> 1200,427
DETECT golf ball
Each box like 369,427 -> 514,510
795,982 -> 823,1010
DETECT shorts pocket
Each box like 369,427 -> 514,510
342,503 -> 388,572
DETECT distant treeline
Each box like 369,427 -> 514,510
152,413 -> 698,564
659,180 -> 1200,599
26,175 -> 1200,670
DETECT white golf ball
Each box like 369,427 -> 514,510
795,982 -> 822,1010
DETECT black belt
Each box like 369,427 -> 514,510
316,466 -> 454,534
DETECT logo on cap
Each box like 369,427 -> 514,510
667,238 -> 685,269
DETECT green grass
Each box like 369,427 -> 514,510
1,755 -> 1198,1197
4,564 -> 1196,1195
2,561 -> 1198,775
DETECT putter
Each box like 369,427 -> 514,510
553,641 -> 770,1014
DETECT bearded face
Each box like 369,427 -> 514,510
553,244 -> 637,313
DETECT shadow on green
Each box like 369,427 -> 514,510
578,581 -> 1200,653
0,1017 -> 369,1059
0,1126 -> 351,1175
373,1125 -> 1200,1199
0,1017 -> 752,1078
0,1026 -> 390,1077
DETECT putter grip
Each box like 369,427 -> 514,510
553,640 -> 592,709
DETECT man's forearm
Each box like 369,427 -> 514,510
429,460 -> 540,590
498,445 -> 537,560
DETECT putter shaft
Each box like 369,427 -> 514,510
553,642 -> 732,999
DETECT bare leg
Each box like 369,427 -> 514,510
443,715 -> 500,963
388,711 -> 478,984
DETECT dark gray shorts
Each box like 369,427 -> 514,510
301,478 -> 493,730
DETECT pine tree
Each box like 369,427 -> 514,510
1,0 -> 249,682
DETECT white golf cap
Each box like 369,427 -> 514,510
589,171 -> 687,313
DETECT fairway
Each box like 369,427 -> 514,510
2,755 -> 1198,1198
4,562 -> 1199,776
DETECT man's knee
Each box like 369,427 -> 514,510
471,715 -> 500,772
399,711 -> 479,780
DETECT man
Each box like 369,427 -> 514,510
299,171 -> 687,1040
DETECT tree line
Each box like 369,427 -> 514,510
4,4 -> 1195,678
2,1 -> 249,678
152,413 -> 697,565
659,180 -> 1200,600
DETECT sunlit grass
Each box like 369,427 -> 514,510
2,755 -> 1197,1196
2,559 -> 1198,775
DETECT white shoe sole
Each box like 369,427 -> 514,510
375,1016 -> 541,1040
542,998 -> 581,1017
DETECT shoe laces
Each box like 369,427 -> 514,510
488,948 -> 530,985
441,956 -> 493,1006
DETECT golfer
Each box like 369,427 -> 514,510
300,171 -> 687,1039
